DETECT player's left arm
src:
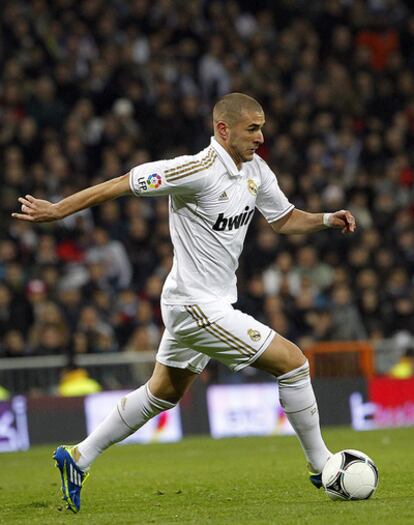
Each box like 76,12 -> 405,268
270,208 -> 356,235
255,157 -> 356,235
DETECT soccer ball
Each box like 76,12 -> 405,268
322,449 -> 379,501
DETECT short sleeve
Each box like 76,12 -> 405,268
255,157 -> 294,223
129,155 -> 209,198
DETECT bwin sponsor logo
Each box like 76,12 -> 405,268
212,206 -> 254,231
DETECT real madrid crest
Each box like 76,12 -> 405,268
247,178 -> 258,196
248,328 -> 261,342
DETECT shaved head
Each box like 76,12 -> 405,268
213,93 -> 263,126
213,92 -> 265,168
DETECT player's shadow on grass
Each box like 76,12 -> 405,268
14,501 -> 49,509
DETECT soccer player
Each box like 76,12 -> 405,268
13,93 -> 356,513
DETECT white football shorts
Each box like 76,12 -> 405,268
157,302 -> 275,374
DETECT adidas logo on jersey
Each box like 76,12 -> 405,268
218,191 -> 229,201
212,206 -> 254,231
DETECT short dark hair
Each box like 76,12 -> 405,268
213,93 -> 263,126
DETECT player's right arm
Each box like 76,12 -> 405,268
12,174 -> 132,222
13,152 -> 208,223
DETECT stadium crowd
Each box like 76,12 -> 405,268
1,0 -> 413,367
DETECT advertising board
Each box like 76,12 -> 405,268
207,383 -> 294,438
84,391 -> 183,444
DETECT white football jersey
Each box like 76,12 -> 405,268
129,137 -> 294,304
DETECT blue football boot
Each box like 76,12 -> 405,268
308,463 -> 323,489
53,446 -> 89,512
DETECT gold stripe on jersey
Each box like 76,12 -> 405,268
195,305 -> 258,356
165,152 -> 216,182
165,148 -> 214,175
186,306 -> 247,356
164,158 -> 204,174
165,150 -> 216,181
166,156 -> 216,182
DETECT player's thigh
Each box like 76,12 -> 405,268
152,325 -> 209,402
252,333 -> 306,377
166,302 -> 275,372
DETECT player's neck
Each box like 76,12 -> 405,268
214,137 -> 242,170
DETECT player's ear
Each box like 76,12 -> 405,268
215,120 -> 230,141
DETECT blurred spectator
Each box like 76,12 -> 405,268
236,274 -> 266,321
27,76 -> 67,129
263,251 -> 301,297
29,300 -> 68,351
125,325 -> 158,353
388,347 -> 414,379
58,367 -> 102,397
305,309 -> 335,342
76,304 -> 116,353
85,227 -> 132,290
358,289 -> 385,339
1,330 -> 30,357
32,324 -> 68,356
329,285 -> 367,341
0,282 -> 33,338
295,246 -> 334,294
58,287 -> 84,332
0,384 -> 10,400
355,16 -> 400,72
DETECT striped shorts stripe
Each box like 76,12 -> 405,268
157,302 -> 275,373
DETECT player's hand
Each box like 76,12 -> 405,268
11,195 -> 61,222
326,209 -> 356,234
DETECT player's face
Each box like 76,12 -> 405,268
228,110 -> 265,167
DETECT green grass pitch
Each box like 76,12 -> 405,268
2,427 -> 414,524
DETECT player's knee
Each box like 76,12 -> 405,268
148,372 -> 188,404
287,344 -> 307,370
278,344 -> 306,374
148,363 -> 197,404
159,388 -> 183,404
253,334 -> 306,376
148,380 -> 183,404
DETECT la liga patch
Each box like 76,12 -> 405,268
147,173 -> 162,189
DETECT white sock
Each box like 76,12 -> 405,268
75,383 -> 176,470
278,360 -> 331,473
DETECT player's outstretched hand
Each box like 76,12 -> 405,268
327,209 -> 356,234
11,195 -> 60,223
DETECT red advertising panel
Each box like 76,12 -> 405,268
368,377 -> 414,428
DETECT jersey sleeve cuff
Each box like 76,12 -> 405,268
128,168 -> 140,196
265,204 -> 295,224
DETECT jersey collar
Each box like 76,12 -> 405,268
210,137 -> 241,177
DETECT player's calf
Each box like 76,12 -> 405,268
254,339 -> 331,479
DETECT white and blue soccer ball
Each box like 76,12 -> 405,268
322,449 -> 379,501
